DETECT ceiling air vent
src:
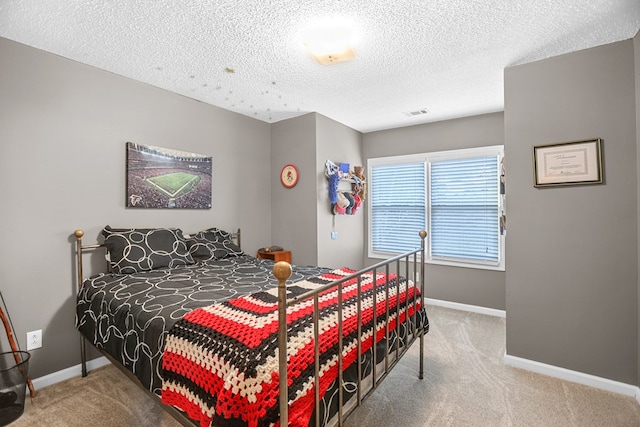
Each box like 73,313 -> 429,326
403,108 -> 429,117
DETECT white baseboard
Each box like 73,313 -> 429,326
425,297 -> 506,318
504,353 -> 640,404
31,357 -> 110,391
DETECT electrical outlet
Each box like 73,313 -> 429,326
26,330 -> 42,351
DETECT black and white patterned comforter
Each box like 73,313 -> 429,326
75,255 -> 331,395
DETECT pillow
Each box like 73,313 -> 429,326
186,228 -> 244,261
102,226 -> 194,274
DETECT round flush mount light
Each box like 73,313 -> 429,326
300,19 -> 356,65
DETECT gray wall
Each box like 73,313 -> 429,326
0,37 -> 272,378
271,113 -> 364,269
315,114 -> 364,270
635,31 -> 640,389
504,40 -> 638,384
271,113 -> 318,265
362,113 -> 506,310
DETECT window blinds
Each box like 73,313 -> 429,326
429,156 -> 499,263
370,163 -> 426,253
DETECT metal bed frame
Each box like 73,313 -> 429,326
73,228 -> 426,427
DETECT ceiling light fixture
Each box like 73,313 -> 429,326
300,20 -> 355,65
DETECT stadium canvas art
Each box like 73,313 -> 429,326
126,142 -> 212,209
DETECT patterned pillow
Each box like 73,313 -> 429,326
102,226 -> 194,275
186,228 -> 244,261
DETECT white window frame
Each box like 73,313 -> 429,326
367,145 -> 505,271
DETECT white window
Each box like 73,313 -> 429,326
368,146 -> 505,271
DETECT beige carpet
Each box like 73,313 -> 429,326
11,305 -> 640,427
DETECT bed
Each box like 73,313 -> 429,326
73,226 -> 428,427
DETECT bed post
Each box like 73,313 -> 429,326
273,261 -> 292,426
418,230 -> 427,380
74,230 -> 88,378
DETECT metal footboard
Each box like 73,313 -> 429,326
275,230 -> 427,426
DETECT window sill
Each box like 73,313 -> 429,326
428,258 -> 505,272
368,252 -> 504,272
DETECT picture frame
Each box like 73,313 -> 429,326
533,138 -> 603,187
126,142 -> 212,209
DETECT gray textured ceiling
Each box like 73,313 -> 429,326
1,1 -> 639,133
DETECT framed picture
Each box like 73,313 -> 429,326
126,142 -> 212,208
533,138 -> 603,187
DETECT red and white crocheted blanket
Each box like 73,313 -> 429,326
160,268 -> 422,427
